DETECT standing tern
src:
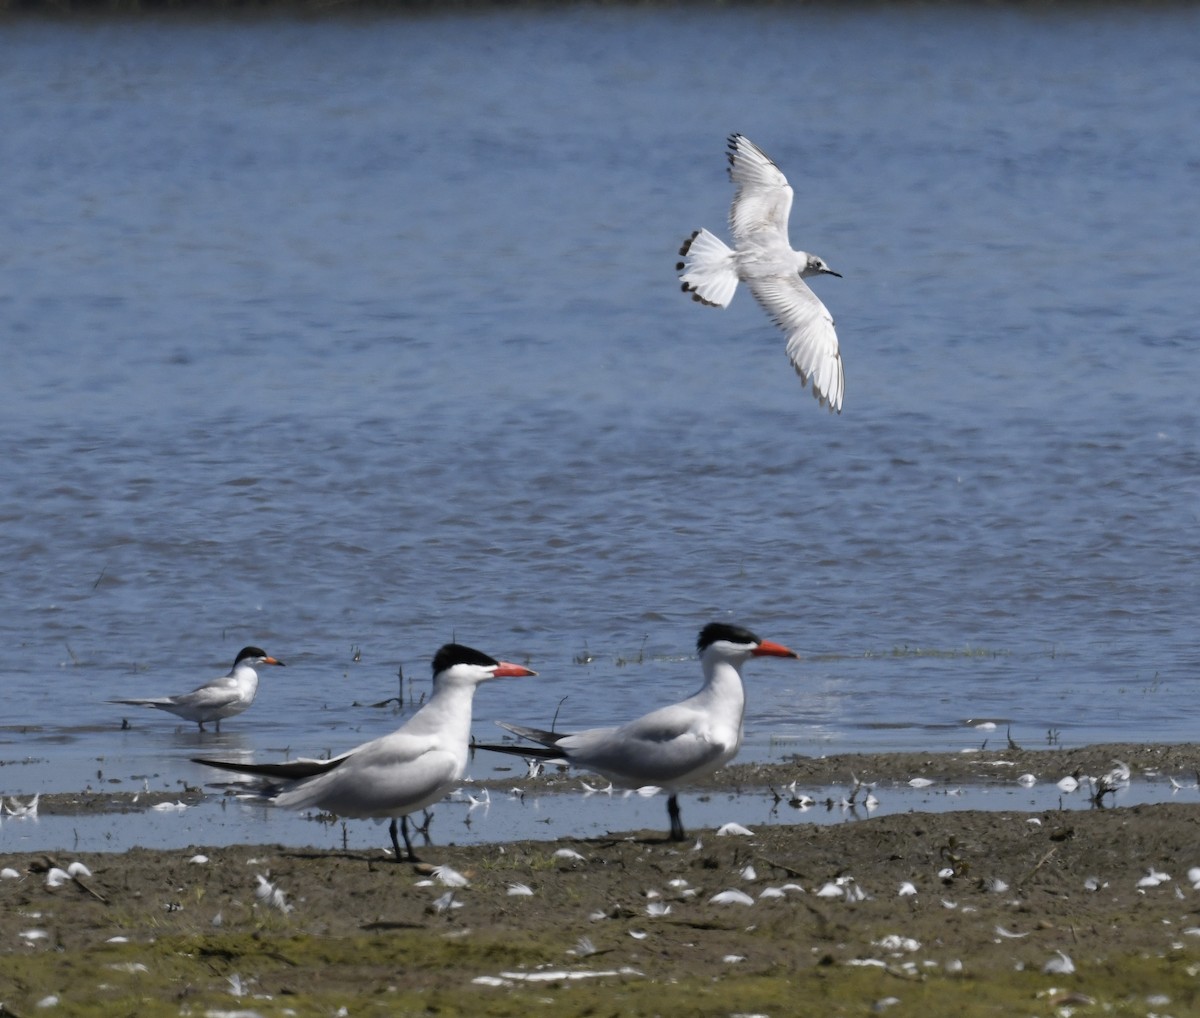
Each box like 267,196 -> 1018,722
193,643 -> 536,862
677,133 -> 844,413
109,646 -> 285,732
478,622 -> 798,841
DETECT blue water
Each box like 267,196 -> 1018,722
1,6 -> 1198,849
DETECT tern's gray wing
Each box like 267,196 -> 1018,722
727,134 -> 794,247
748,274 -> 844,413
169,678 -> 243,712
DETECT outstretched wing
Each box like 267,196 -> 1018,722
727,134 -> 793,247
747,274 -> 844,413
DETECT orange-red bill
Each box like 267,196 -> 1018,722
752,639 -> 798,659
492,661 -> 538,678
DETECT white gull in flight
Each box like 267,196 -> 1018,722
677,133 -> 844,413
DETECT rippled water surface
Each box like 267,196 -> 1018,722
1,6 -> 1198,843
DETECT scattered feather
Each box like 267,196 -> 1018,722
1057,776 -> 1079,792
635,785 -> 661,797
628,931 -> 648,940
740,865 -> 757,881
875,935 -> 921,953
709,889 -> 755,906
553,848 -> 586,862
66,861 -> 92,878
581,779 -> 613,795
430,865 -> 470,888
723,954 -> 746,963
430,891 -> 463,914
188,855 -> 209,865
898,882 -> 918,897
1137,868 -> 1171,888
994,926 -> 1029,939
568,936 -> 597,957
715,822 -> 754,837
253,874 -> 293,913
758,887 -> 787,899
507,883 -> 534,897
908,778 -> 934,788
44,868 -> 71,889
1043,951 -> 1075,975
1017,773 -> 1036,787
982,877 -> 1009,893
646,901 -> 672,917
5,793 -> 39,817
35,995 -> 59,1009
816,882 -> 843,899
493,966 -> 643,982
19,929 -> 50,943
1,867 -> 21,880
150,800 -> 189,812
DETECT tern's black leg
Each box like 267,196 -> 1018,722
667,793 -> 687,841
390,816 -> 420,863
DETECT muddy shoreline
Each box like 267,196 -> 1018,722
4,744 -> 1200,1015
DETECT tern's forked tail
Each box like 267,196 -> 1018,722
677,228 -> 739,308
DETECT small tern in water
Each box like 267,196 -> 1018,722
109,646 -> 285,732
193,644 -> 536,862
677,133 -> 844,412
478,622 -> 798,841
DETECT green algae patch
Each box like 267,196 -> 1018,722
5,934 -> 1200,1017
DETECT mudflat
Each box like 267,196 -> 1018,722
3,744 -> 1200,1017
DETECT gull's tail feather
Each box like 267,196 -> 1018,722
677,228 -> 739,308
